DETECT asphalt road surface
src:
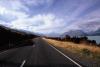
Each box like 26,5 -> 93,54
0,38 -> 82,67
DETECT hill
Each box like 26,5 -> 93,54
61,30 -> 87,37
0,25 -> 38,51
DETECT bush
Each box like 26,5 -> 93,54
80,37 -> 88,40
81,48 -> 92,56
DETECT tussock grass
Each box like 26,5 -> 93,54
44,38 -> 100,60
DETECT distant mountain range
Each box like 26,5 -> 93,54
61,29 -> 100,37
61,30 -> 87,37
60,21 -> 100,37
88,28 -> 100,36
36,29 -> 100,37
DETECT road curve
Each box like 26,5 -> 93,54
0,38 -> 82,67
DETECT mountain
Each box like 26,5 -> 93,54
0,25 -> 39,37
61,28 -> 100,37
0,25 -> 38,51
88,28 -> 100,36
62,30 -> 87,37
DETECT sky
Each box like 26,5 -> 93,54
0,0 -> 100,36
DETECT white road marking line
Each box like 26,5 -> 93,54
49,44 -> 83,67
0,47 -> 25,55
20,60 -> 26,67
0,50 -> 9,55
0,49 -> 15,55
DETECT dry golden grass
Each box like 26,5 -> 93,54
43,38 -> 100,60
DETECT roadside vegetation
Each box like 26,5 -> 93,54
0,25 -> 38,51
43,36 -> 100,61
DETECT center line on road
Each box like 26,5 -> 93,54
20,60 -> 26,67
49,44 -> 83,67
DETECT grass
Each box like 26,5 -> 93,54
43,38 -> 100,60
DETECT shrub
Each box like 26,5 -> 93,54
80,37 -> 88,40
81,48 -> 92,56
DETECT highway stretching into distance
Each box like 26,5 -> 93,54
0,38 -> 83,67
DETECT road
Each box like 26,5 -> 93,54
0,38 -> 82,67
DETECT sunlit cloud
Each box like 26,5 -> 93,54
0,5 -> 28,22
10,14 -> 65,33
0,0 -> 29,12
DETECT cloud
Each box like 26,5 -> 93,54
0,6 -> 28,18
73,8 -> 100,32
0,0 -> 63,34
0,0 -> 29,12
0,0 -> 28,21
0,0 -> 100,36
61,15 -> 100,33
0,20 -> 11,27
84,9 -> 100,18
10,14 -> 65,33
22,0 -> 53,7
61,18 -> 100,34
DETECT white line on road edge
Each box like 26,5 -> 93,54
20,60 -> 26,67
49,44 -> 83,67
0,47 -> 24,55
